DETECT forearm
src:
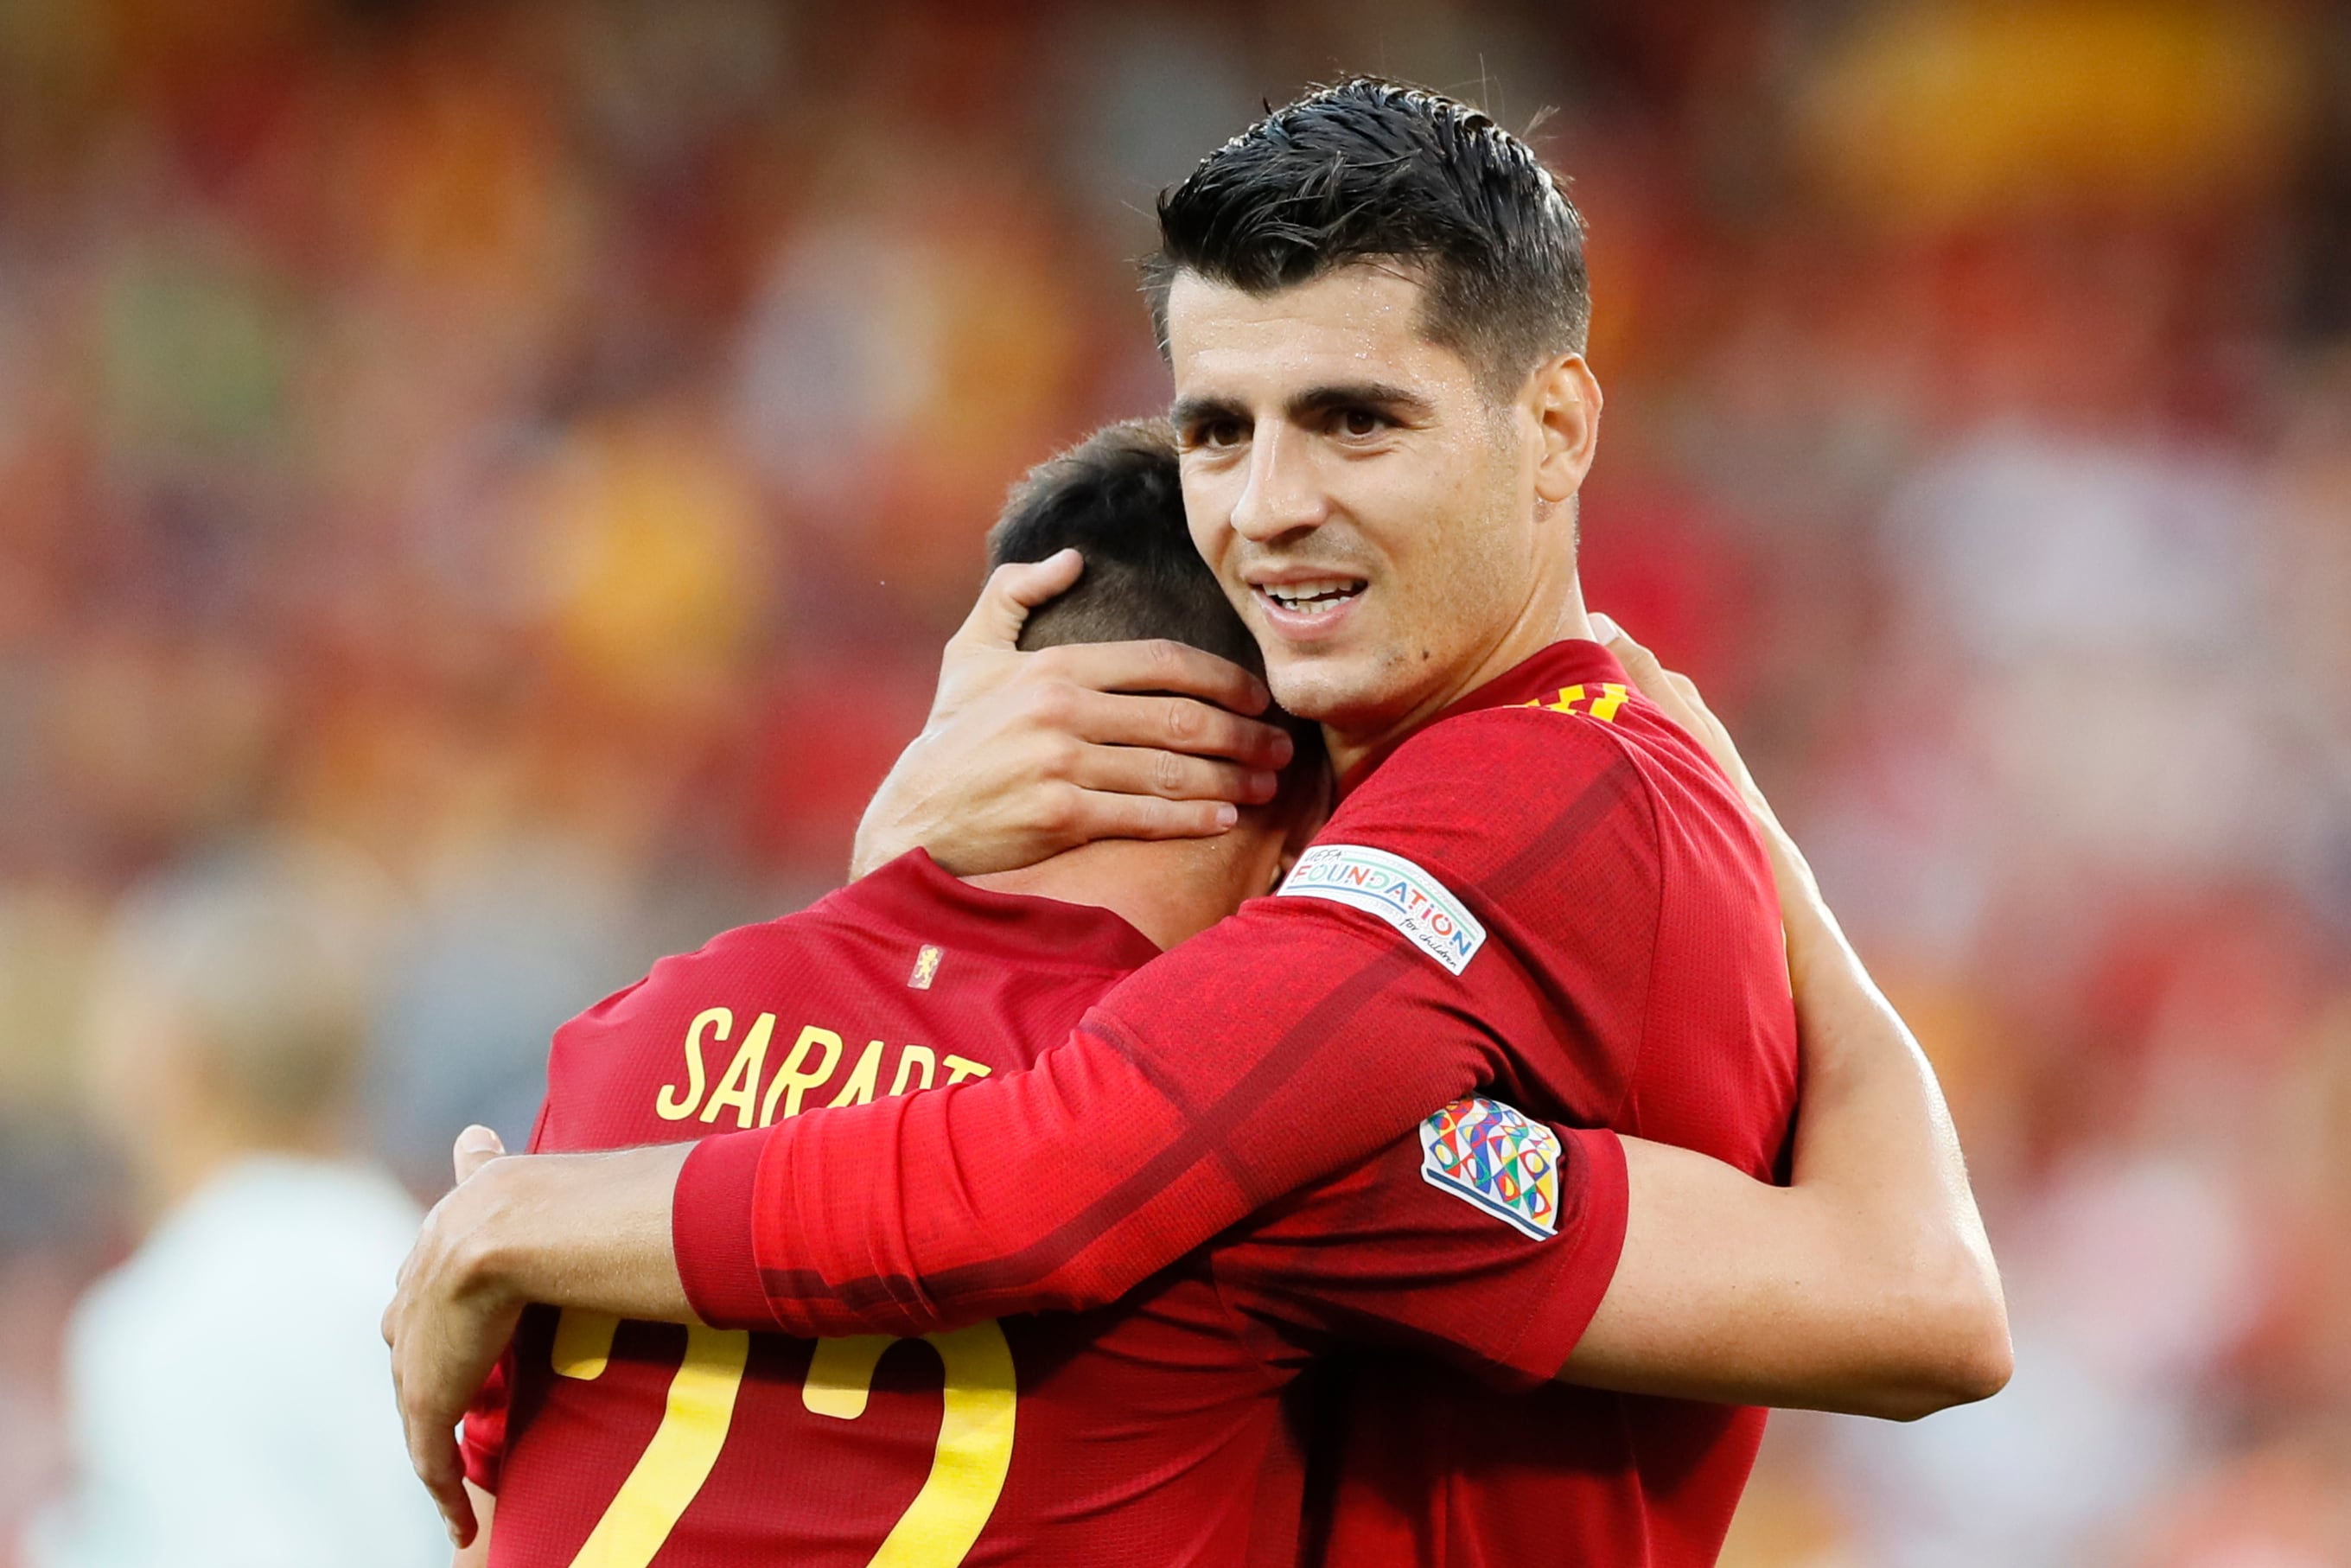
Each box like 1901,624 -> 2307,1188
687,951 -> 1503,1338
465,1145 -> 698,1324
1559,819 -> 2008,1418
1564,1139 -> 2002,1419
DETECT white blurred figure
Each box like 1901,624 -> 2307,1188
23,838 -> 445,1568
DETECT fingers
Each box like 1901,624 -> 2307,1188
453,1125 -> 507,1185
953,551 -> 1084,651
1055,687 -> 1294,769
1061,791 -> 1244,844
1069,744 -> 1281,807
411,1417 -> 476,1547
1034,639 -> 1271,716
390,1306 -> 477,1546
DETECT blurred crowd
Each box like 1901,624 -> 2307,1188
2,0 -> 2348,1563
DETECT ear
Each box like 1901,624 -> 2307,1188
1528,354 -> 1602,506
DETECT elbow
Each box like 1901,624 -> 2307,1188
1874,1251 -> 2013,1422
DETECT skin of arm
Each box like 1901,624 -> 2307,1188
1562,621 -> 2010,1419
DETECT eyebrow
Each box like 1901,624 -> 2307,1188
1288,381 -> 1436,424
1169,380 -> 1437,434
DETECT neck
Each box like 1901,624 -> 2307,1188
1323,571 -> 1590,779
967,836 -> 1264,952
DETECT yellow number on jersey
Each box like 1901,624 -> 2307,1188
550,1309 -> 1016,1568
804,1323 -> 1018,1567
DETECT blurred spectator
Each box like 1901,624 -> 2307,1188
21,838 -> 443,1568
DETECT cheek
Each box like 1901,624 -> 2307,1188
1182,474 -> 1232,564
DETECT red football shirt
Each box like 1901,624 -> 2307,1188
674,638 -> 1799,1565
465,851 -> 1630,1567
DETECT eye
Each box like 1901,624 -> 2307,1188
1188,417 -> 1245,450
1336,408 -> 1386,437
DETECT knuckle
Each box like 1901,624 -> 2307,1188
1037,783 -> 1084,835
1150,748 -> 1192,793
1025,682 -> 1074,726
1161,700 -> 1203,744
1145,639 -> 1188,679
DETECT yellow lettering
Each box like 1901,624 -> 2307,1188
941,1055 -> 991,1085
761,1024 -> 844,1125
889,1044 -> 937,1097
828,1041 -> 886,1108
701,1013 -> 776,1128
658,1009 -> 728,1120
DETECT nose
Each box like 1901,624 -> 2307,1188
1229,423 -> 1328,543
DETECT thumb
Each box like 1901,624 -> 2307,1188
953,550 -> 1083,651
453,1125 -> 507,1184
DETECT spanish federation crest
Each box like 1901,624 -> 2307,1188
1418,1096 -> 1562,1240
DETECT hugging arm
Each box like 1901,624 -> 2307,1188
1564,628 -> 2008,1418
1160,636 -> 2008,1425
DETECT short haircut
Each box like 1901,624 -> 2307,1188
1142,77 -> 1589,395
988,417 -> 1263,676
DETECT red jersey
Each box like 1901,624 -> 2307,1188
466,850 -> 1631,1568
674,638 -> 1799,1565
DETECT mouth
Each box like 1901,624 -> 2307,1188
1252,577 -> 1368,620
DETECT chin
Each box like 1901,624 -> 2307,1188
1267,660 -> 1399,733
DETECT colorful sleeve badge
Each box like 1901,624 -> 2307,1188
1418,1096 -> 1563,1240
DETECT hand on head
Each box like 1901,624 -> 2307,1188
852,551 -> 1297,878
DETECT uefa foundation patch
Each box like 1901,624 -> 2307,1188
1418,1096 -> 1562,1240
1277,844 -> 1488,974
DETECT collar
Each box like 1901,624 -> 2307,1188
1336,638 -> 1633,797
825,848 -> 1165,975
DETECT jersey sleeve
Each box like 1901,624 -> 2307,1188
673,711 -> 1661,1338
1207,1103 -> 1628,1392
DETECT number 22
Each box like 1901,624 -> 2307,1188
549,1308 -> 1016,1568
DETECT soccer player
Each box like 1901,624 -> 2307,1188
392,81 -> 2007,1565
409,421 -> 2002,1566
448,420 -> 1627,1566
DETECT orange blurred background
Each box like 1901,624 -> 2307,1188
3,1 -> 2348,1562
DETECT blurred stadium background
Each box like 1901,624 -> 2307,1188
3,0 -> 2349,1562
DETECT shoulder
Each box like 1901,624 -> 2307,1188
1331,703 -> 1661,876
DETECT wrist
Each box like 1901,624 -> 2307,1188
448,1160 -> 532,1310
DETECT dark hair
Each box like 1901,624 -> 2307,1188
987,418 -> 1262,675
1142,77 -> 1588,394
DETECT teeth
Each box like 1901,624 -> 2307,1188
1262,580 -> 1364,615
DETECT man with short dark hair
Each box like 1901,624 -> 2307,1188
392,80 -> 2006,1566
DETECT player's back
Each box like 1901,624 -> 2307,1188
475,851 -> 1292,1568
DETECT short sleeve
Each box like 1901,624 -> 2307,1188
1211,1102 -> 1628,1392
